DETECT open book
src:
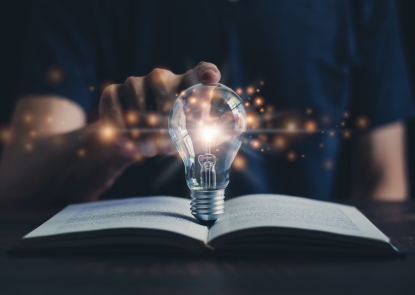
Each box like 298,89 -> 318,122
13,194 -> 399,255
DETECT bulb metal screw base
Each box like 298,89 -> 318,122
190,189 -> 225,225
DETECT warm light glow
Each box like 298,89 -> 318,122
343,111 -> 350,119
254,96 -> 264,107
101,126 -> 115,140
286,122 -> 296,132
0,128 -> 10,143
24,115 -> 32,123
286,151 -> 297,162
77,148 -> 86,158
305,120 -> 317,132
131,129 -> 140,138
306,108 -> 313,115
232,154 -> 246,170
124,140 -> 135,150
274,136 -> 287,150
355,115 -> 369,130
203,126 -> 218,142
47,66 -> 64,85
250,139 -> 261,149
342,129 -> 352,139
236,88 -> 243,95
146,113 -> 159,126
134,152 -> 144,164
246,86 -> 255,95
125,111 -> 139,125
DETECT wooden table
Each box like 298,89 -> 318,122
1,200 -> 415,295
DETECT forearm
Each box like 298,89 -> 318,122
351,122 -> 408,201
0,122 -> 134,202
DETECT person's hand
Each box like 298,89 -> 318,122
99,62 -> 221,157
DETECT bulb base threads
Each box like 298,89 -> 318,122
190,189 -> 225,224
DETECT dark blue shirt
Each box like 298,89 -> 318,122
18,0 -> 415,200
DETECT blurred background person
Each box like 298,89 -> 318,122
0,0 -> 414,203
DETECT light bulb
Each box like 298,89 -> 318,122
168,83 -> 247,224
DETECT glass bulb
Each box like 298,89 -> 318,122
168,83 -> 247,224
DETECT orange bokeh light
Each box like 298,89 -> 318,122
305,120 -> 317,132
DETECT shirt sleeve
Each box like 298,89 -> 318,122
351,0 -> 415,128
16,0 -> 98,113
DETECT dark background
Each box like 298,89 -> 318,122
1,0 -> 415,196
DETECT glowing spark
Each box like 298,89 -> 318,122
301,154 -> 305,158
342,130 -> 352,140
232,154 -> 246,170
0,128 -> 10,143
189,96 -> 197,104
343,111 -> 350,119
131,129 -> 140,138
258,134 -> 268,142
146,113 -> 158,126
286,122 -> 296,132
124,141 -> 135,150
260,108 -> 264,113
24,115 -> 32,123
355,115 -> 369,130
256,89 -> 260,93
101,126 -> 115,140
286,151 -> 297,162
77,148 -> 86,158
341,121 -> 346,127
274,136 -> 286,150
125,111 -> 139,125
329,130 -> 336,137
305,120 -> 317,132
306,108 -> 313,115
89,85 -> 95,92
250,139 -> 261,149
236,88 -> 243,95
134,152 -> 144,164
254,96 -> 264,107
47,66 -> 64,85
244,102 -> 250,107
246,86 -> 255,95
260,81 -> 264,86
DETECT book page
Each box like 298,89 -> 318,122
208,194 -> 389,243
25,196 -> 208,243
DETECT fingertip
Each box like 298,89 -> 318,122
199,68 -> 221,83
